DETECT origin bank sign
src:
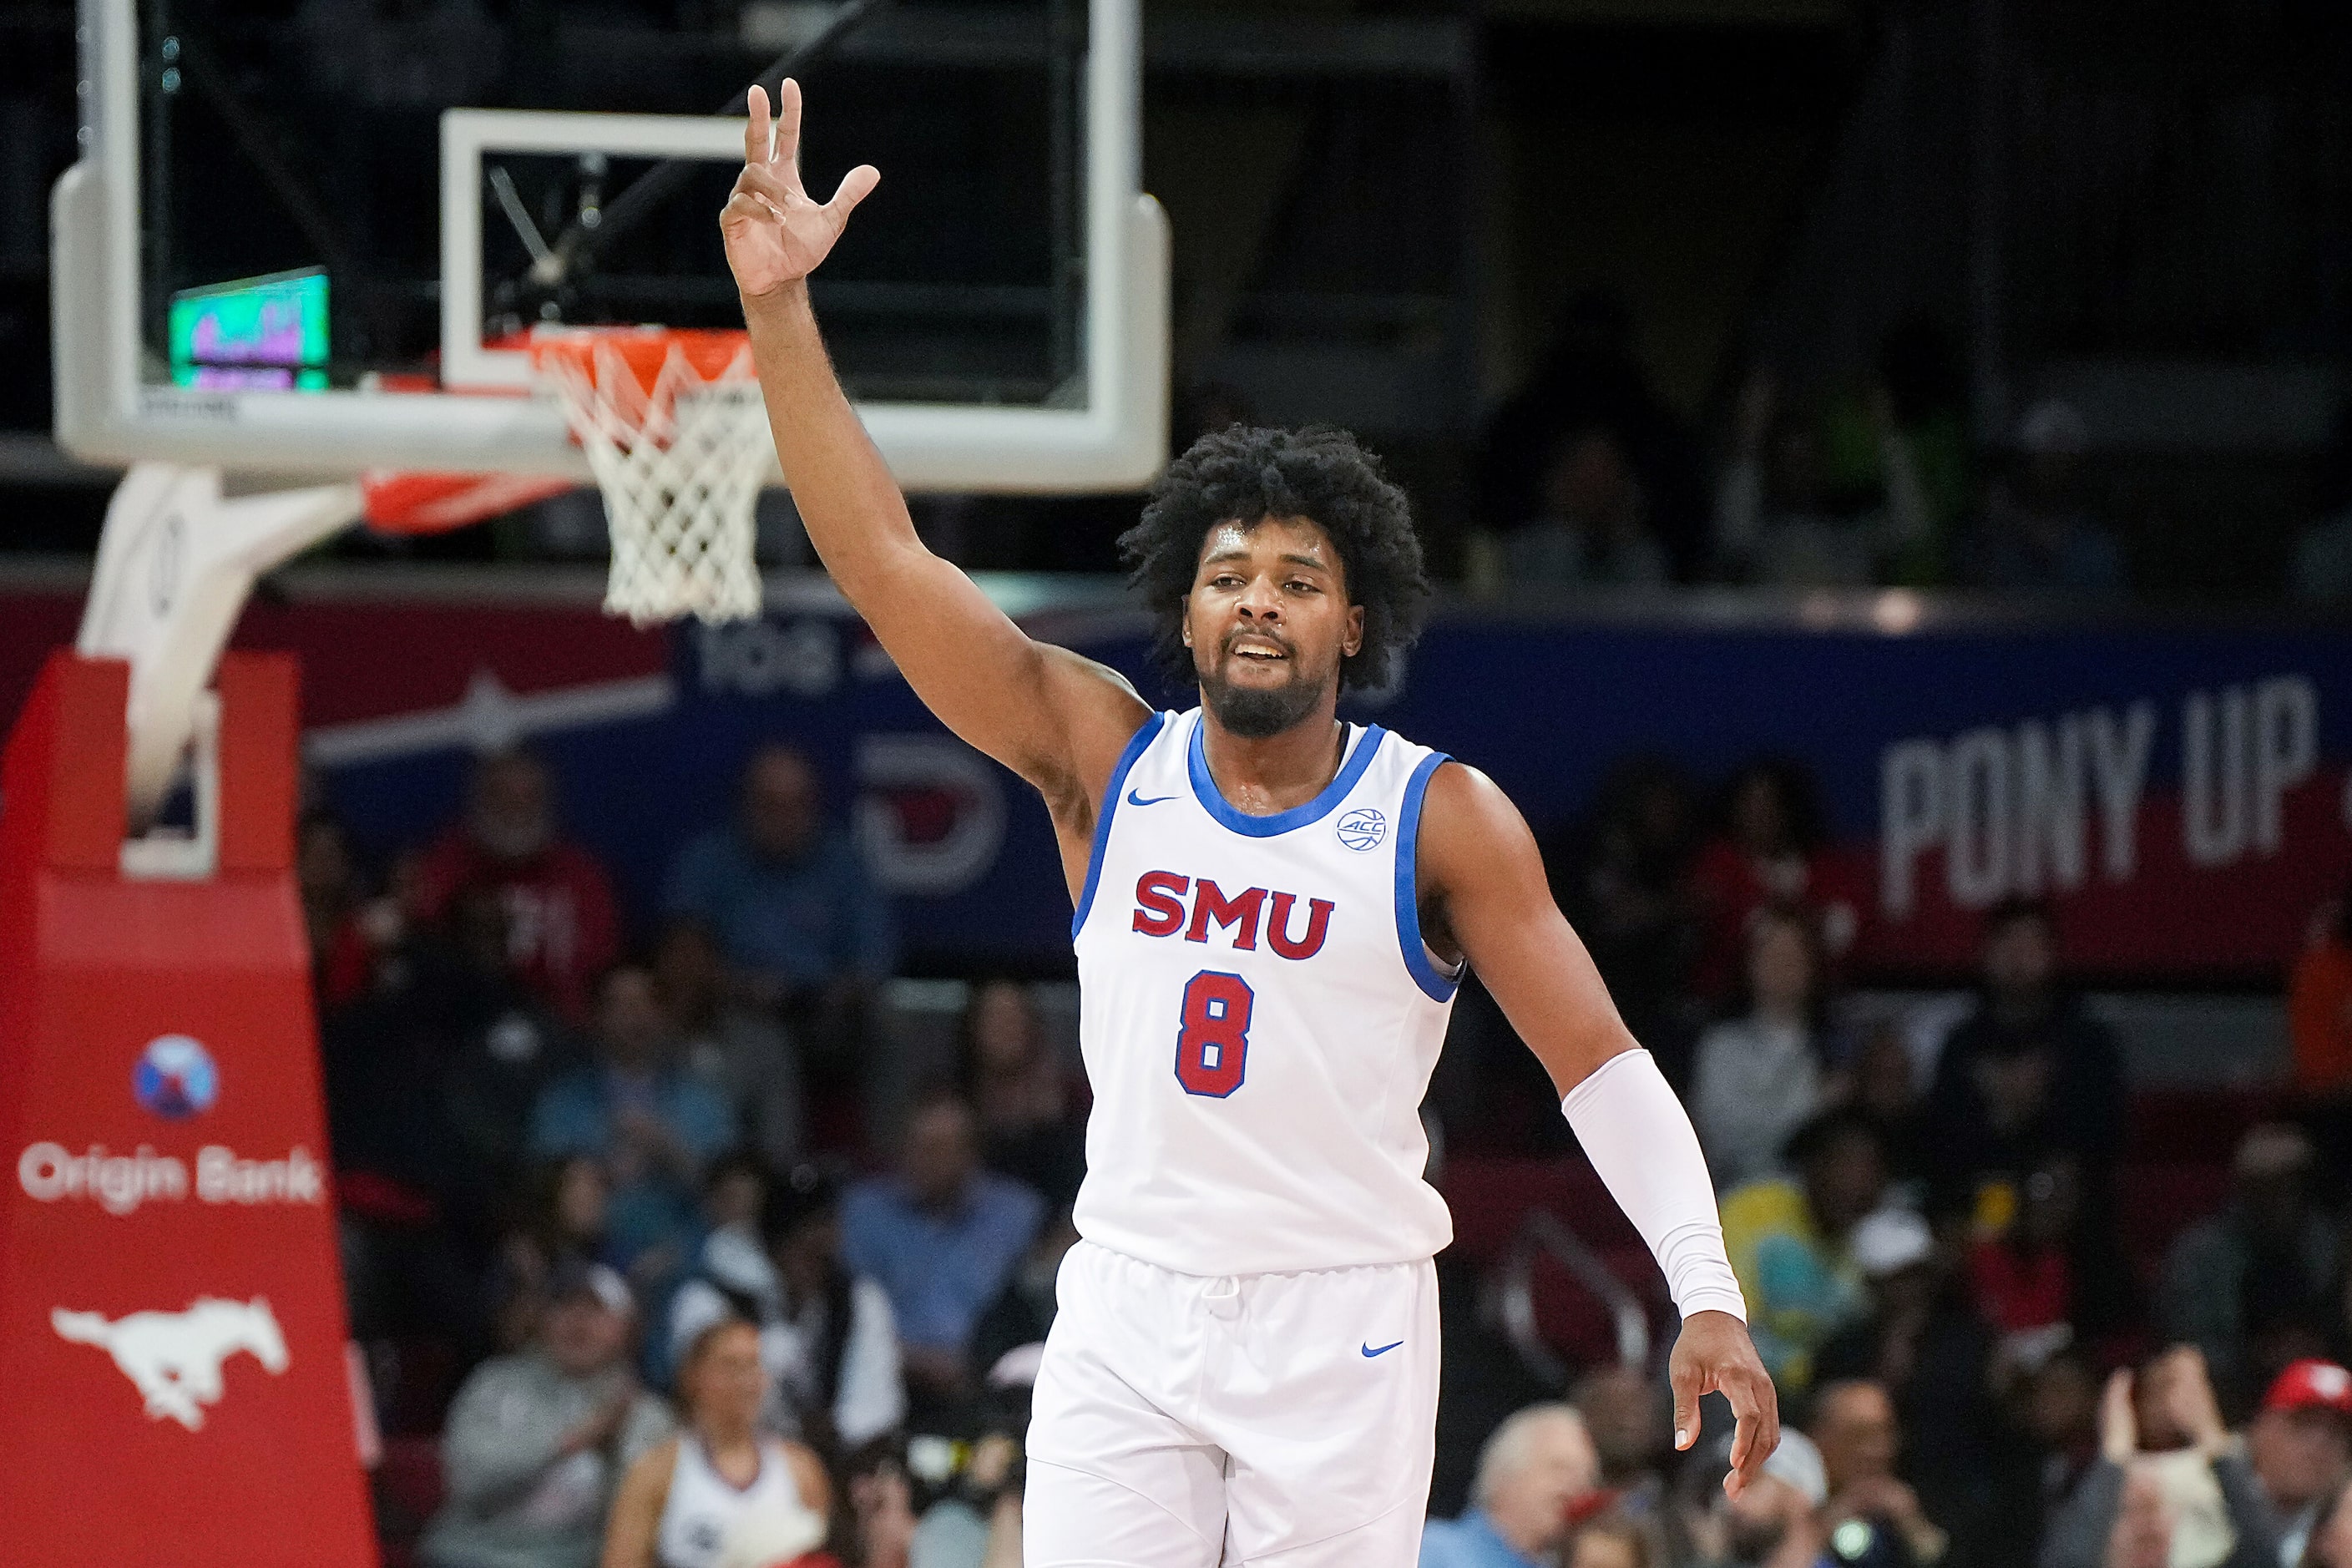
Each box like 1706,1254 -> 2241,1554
18,1142 -> 326,1216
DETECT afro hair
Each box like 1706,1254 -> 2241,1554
1118,424 -> 1429,695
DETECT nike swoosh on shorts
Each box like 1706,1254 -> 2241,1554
1361,1340 -> 1404,1358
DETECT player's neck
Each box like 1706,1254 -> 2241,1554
1196,706 -> 1348,817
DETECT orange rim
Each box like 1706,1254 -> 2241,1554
526,326 -> 751,393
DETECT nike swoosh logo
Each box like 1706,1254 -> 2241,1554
1126,790 -> 1177,807
1362,1340 -> 1404,1358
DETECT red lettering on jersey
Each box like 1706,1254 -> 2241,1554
1185,879 -> 1265,949
1131,871 -> 1189,937
1265,892 -> 1336,960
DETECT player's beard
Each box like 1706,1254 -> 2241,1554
1196,655 -> 1328,739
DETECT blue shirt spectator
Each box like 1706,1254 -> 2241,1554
1421,1404 -> 1599,1568
842,1094 -> 1042,1398
529,964 -> 736,1277
661,745 -> 896,999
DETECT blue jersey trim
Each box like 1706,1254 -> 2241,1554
1395,751 -> 1461,1003
1071,711 -> 1169,941
1186,715 -> 1388,837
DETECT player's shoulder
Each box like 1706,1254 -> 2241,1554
1415,756 -> 1522,826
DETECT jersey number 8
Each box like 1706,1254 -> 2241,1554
1175,970 -> 1253,1097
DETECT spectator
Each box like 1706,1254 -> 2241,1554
904,1372 -> 1034,1568
844,1446 -> 920,1568
1568,1511 -> 1658,1568
301,812 -> 382,1010
1966,401 -> 2125,597
1675,1436 -> 1829,1568
1809,1378 -> 1951,1566
1477,288 -> 1709,579
1542,753 -> 1702,1050
422,1261 -> 672,1568
970,1211 -> 1080,1383
667,1163 -> 906,1454
488,1156 -> 624,1354
601,1318 -> 835,1568
1846,1025 -> 1929,1197
1922,898 -> 2127,1227
656,919 -> 806,1171
1572,1363 -> 1671,1515
1689,759 -> 1863,1003
1712,372 -> 1935,589
530,963 -> 738,1281
956,981 -> 1086,1212
1692,905 -> 1833,1191
842,1093 -> 1044,1409
1494,424 -> 1672,589
2306,1477 -> 2352,1568
2040,1347 -> 2283,1568
1419,1404 -> 1601,1568
2248,1359 -> 2352,1566
1970,1156 -> 2137,1358
411,747 -> 620,1027
1720,1109 -> 1891,1392
2161,1125 -> 2342,1418
662,745 -> 897,1065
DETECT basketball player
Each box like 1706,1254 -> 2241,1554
721,80 -> 1778,1568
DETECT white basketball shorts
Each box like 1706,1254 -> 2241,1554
1023,1239 -> 1439,1568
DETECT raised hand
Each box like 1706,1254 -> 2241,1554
721,79 -> 881,299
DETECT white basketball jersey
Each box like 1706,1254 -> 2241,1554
1070,708 -> 1461,1277
655,1435 -> 822,1568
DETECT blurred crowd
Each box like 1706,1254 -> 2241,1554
1464,294 -> 2352,605
306,685 -> 2346,1568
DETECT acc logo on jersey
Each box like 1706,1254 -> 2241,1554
1335,807 -> 1387,852
133,1034 -> 219,1120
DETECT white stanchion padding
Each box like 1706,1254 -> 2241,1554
77,463 -> 362,827
531,332 -> 770,627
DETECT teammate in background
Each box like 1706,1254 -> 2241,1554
720,79 -> 1777,1568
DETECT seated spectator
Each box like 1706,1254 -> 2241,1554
2040,1347 -> 2282,1568
1541,753 -> 1702,1048
1969,1155 -> 2137,1359
2162,1125 -> 2342,1419
1419,1404 -> 1601,1568
905,1371 -> 1035,1568
656,919 -> 806,1170
1674,1433 -> 1828,1568
301,811 -> 382,1011
1692,905 -> 1833,1191
1846,1024 -> 1928,1197
2248,1359 -> 2352,1566
1712,372 -> 1936,589
488,1156 -> 624,1354
411,747 -> 620,1027
1571,1363 -> 1671,1516
422,1261 -> 673,1568
530,963 -> 738,1282
1721,1109 -> 1893,1392
602,1318 -> 835,1568
956,980 -> 1086,1212
662,745 -> 897,1065
667,1163 -> 905,1454
1567,1511 -> 1658,1568
842,1093 -> 1044,1409
1810,1378 -> 1951,1566
1922,898 -> 2126,1227
970,1211 -> 1080,1388
1689,759 -> 1863,1003
1497,424 -> 1672,589
2306,1477 -> 2352,1568
1965,401 -> 2125,597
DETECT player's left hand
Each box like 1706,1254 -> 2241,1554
1668,1309 -> 1779,1500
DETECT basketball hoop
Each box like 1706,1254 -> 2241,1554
528,325 -> 772,626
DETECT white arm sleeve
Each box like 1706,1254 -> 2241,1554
1561,1049 -> 1748,1322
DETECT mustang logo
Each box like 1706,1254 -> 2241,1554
52,1297 -> 290,1430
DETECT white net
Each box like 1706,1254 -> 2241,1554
531,331 -> 771,626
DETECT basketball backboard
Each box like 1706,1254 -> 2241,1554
54,0 -> 1166,493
